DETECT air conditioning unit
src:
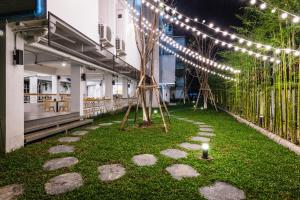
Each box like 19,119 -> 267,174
99,24 -> 113,47
116,37 -> 126,56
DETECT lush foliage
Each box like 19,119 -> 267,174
214,0 -> 300,144
0,107 -> 299,199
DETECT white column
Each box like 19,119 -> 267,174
71,65 -> 84,116
122,78 -> 128,98
104,73 -> 113,110
51,75 -> 58,94
29,76 -> 38,103
0,24 -> 24,153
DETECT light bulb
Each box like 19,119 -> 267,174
281,12 -> 288,19
260,3 -> 267,10
250,0 -> 256,5
293,17 -> 300,24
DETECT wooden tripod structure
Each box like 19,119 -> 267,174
191,34 -> 218,111
120,74 -> 171,132
120,3 -> 170,132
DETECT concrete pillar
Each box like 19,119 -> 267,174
0,24 -> 25,153
104,73 -> 113,99
104,73 -> 113,111
71,65 -> 84,116
29,76 -> 38,103
122,78 -> 128,98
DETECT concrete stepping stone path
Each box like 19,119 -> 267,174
72,131 -> 88,136
166,164 -> 200,180
199,181 -> 245,200
48,145 -> 74,154
198,132 -> 215,137
199,128 -> 214,132
191,136 -> 210,143
194,122 -> 206,125
99,122 -> 114,126
199,125 -> 213,128
113,121 -> 122,124
98,164 -> 126,182
43,157 -> 79,171
86,126 -> 99,130
179,143 -> 202,151
0,184 -> 23,200
58,137 -> 80,143
132,154 -> 157,166
45,173 -> 83,195
160,149 -> 188,160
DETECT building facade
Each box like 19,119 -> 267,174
0,0 -> 159,153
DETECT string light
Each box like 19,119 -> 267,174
145,0 -> 300,58
248,0 -> 300,25
142,0 -> 284,63
125,2 -> 239,80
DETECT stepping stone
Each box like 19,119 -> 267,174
198,132 -> 215,137
113,121 -> 122,123
98,164 -> 126,182
199,182 -> 245,200
199,128 -> 214,132
86,126 -> 99,130
99,122 -> 113,126
45,173 -> 83,195
160,149 -> 188,160
43,157 -> 79,171
166,164 -> 200,180
0,184 -> 23,200
199,125 -> 213,128
72,131 -> 88,136
194,122 -> 206,125
58,137 -> 80,143
179,143 -> 202,151
48,145 -> 74,154
132,154 -> 157,166
191,136 -> 211,143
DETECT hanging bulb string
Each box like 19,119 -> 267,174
130,14 -> 237,81
142,0 -> 300,58
125,1 -> 242,74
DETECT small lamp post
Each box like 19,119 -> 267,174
154,109 -> 158,114
202,143 -> 209,159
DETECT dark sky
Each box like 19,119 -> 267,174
174,0 -> 247,35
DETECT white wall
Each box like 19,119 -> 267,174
160,55 -> 176,84
3,25 -> 25,152
116,0 -> 140,70
47,0 -> 99,43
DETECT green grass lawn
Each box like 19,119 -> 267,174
0,105 -> 300,199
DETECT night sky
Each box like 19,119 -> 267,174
174,0 -> 247,35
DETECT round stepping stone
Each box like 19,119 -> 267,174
98,164 -> 126,182
48,145 -> 74,154
191,136 -> 211,143
199,128 -> 214,132
0,184 -> 23,200
58,137 -> 80,143
166,164 -> 200,180
86,126 -> 99,130
198,132 -> 215,137
113,121 -> 122,123
179,143 -> 202,151
132,154 -> 157,166
43,157 -> 79,171
45,173 -> 83,195
199,182 -> 245,200
72,131 -> 88,136
99,122 -> 113,126
160,149 -> 188,159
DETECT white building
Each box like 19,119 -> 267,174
0,0 -> 159,153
